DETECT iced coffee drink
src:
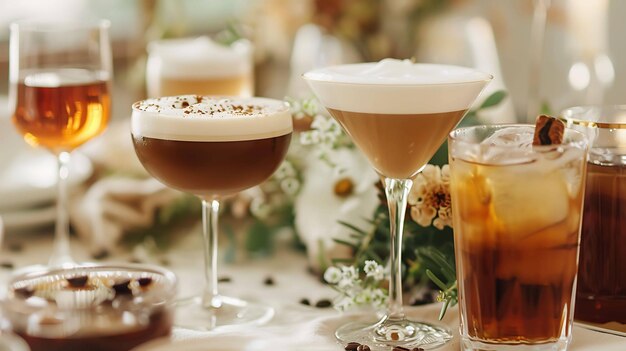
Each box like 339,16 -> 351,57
449,124 -> 588,351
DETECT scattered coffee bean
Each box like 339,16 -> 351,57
8,243 -> 23,253
411,348 -> 425,351
357,345 -> 370,351
218,276 -> 232,283
392,347 -> 410,351
14,287 -> 33,299
91,250 -> 109,260
299,298 -> 311,306
0,261 -> 14,269
112,280 -> 132,295
344,342 -> 360,351
263,276 -> 275,286
66,275 -> 89,288
137,277 -> 153,287
315,299 -> 332,308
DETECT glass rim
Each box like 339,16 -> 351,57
10,18 -> 111,33
559,104 -> 626,129
6,263 -> 177,311
302,63 -> 494,87
449,123 -> 588,151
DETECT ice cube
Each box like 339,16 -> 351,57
480,126 -> 536,165
481,162 -> 570,241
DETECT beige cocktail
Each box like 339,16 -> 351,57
304,59 -> 491,350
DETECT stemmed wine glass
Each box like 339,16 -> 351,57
304,59 -> 491,350
9,20 -> 112,267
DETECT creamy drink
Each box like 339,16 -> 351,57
131,95 -> 291,330
304,59 -> 491,350
146,37 -> 253,97
329,109 -> 466,179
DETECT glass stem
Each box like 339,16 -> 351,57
384,178 -> 413,321
201,199 -> 221,309
49,151 -> 74,267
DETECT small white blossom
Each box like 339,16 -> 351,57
249,197 -> 271,220
280,178 -> 301,196
364,260 -> 385,281
334,296 -> 354,312
324,266 -> 342,284
275,161 -> 297,179
341,265 -> 359,282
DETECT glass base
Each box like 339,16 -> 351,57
461,337 -> 569,351
175,295 -> 274,331
335,317 -> 453,350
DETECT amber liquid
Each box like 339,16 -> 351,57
132,134 -> 291,197
451,158 -> 583,343
12,69 -> 110,152
17,309 -> 172,351
151,74 -> 252,97
575,162 -> 626,324
327,108 -> 466,179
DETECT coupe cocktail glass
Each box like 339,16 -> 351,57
304,59 -> 491,349
131,95 -> 292,330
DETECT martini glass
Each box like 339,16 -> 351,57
304,59 -> 491,350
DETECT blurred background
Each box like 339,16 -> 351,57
0,0 -> 623,122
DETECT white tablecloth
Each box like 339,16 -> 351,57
1,228 -> 624,350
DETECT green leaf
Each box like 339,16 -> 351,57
338,220 -> 367,235
426,269 -> 448,291
333,238 -> 358,248
479,90 -> 507,110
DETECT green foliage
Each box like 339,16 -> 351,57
123,194 -> 201,249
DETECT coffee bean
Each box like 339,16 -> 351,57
112,280 -> 132,296
8,243 -> 23,252
14,287 -> 33,299
357,345 -> 370,351
137,277 -> 153,287
218,276 -> 232,283
0,261 -> 14,269
392,347 -> 410,351
66,275 -> 89,288
299,298 -> 311,306
411,348 -> 425,351
344,342 -> 360,351
264,276 -> 275,286
315,299 -> 332,308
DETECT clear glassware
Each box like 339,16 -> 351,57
3,263 -> 177,351
146,37 -> 253,98
131,96 -> 292,330
448,124 -> 588,351
303,60 -> 491,350
8,20 -> 113,267
561,105 -> 626,328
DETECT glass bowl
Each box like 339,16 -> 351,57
3,264 -> 177,351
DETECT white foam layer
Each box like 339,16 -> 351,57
131,95 -> 293,142
303,59 -> 492,114
147,37 -> 252,79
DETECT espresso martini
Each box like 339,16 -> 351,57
132,95 -> 292,330
304,59 -> 491,350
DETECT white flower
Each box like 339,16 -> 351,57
364,260 -> 385,281
408,164 -> 452,229
294,148 -> 379,271
280,178 -> 300,196
324,266 -> 342,284
274,161 -> 297,179
334,296 -> 355,312
341,265 -> 359,282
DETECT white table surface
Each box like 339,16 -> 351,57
1,227 -> 624,351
